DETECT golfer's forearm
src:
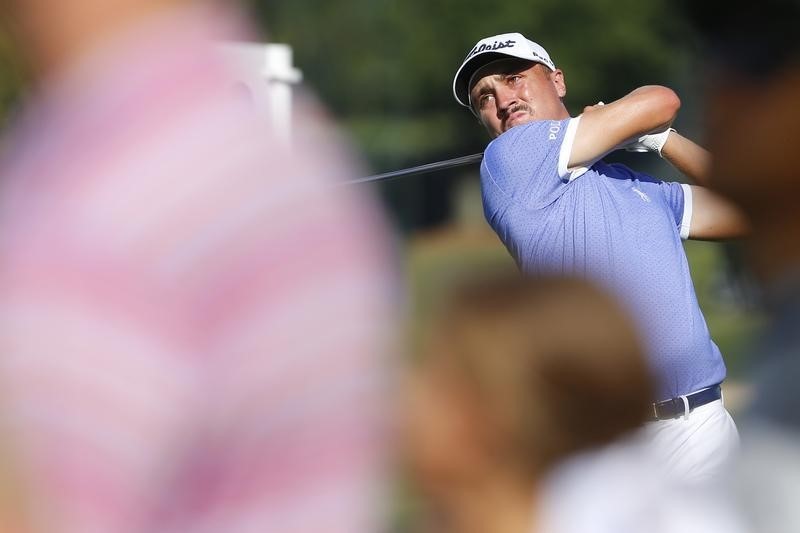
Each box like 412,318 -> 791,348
620,86 -> 681,136
570,86 -> 680,168
661,132 -> 712,186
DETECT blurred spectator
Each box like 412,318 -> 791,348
0,1 -> 397,532
683,1 -> 800,532
403,274 -> 744,533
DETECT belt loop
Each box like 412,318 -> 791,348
679,395 -> 690,420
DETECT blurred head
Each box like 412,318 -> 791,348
683,0 -> 800,280
0,0 -> 193,77
453,33 -> 568,138
403,274 -> 653,502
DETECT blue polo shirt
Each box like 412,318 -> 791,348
481,117 -> 725,400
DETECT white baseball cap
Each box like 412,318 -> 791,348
453,32 -> 556,109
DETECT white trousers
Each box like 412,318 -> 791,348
639,399 -> 740,484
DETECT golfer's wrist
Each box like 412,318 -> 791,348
646,128 -> 674,157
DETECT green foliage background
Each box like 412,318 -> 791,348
248,0 -> 691,169
0,29 -> 25,132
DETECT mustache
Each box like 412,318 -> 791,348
503,103 -> 532,119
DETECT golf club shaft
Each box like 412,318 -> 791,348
346,152 -> 483,185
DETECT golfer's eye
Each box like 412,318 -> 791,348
478,93 -> 494,109
507,75 -> 522,86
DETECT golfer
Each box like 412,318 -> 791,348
453,32 -> 750,483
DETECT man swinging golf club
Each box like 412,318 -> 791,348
453,32 -> 750,484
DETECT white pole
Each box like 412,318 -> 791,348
263,44 -> 302,143
216,42 -> 303,143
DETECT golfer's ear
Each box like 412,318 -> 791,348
551,69 -> 566,98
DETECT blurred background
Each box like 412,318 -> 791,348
0,0 -> 764,396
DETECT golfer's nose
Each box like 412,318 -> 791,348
495,84 -> 517,114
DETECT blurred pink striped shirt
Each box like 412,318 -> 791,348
0,6 -> 396,533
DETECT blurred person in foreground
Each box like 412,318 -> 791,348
683,2 -> 800,532
403,274 -> 744,533
451,33 -> 751,484
0,1 -> 397,532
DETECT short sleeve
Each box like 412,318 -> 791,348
480,117 -> 585,209
658,181 -> 692,240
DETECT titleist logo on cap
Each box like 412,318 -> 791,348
467,39 -> 517,58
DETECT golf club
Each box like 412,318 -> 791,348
345,152 -> 483,185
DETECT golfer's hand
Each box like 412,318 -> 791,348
582,101 -> 605,114
625,128 -> 674,156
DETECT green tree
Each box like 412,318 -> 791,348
249,0 -> 690,155
0,29 -> 26,131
